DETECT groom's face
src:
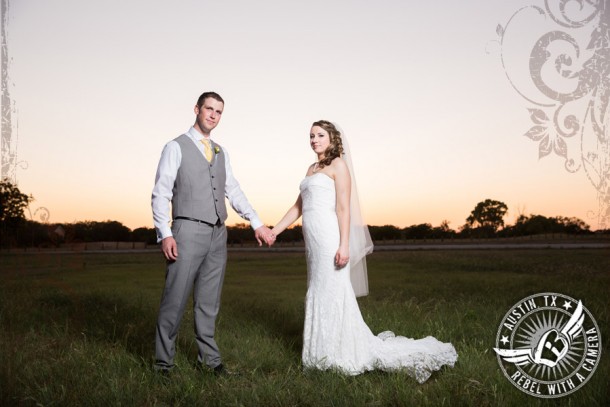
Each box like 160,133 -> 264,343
194,97 -> 224,136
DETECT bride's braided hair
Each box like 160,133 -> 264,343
312,120 -> 344,168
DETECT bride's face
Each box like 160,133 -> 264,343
310,126 -> 330,156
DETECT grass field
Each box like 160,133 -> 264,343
1,249 -> 609,406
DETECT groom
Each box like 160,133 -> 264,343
151,91 -> 274,375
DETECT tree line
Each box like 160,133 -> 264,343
1,180 -> 605,249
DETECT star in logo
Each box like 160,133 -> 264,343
494,301 -> 584,368
493,293 -> 602,399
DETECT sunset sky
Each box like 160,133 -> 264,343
3,0 -> 604,231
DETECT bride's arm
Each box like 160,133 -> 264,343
333,158 -> 351,267
271,194 -> 303,236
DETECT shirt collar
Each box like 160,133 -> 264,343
187,126 -> 211,142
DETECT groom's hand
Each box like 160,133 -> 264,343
161,236 -> 178,261
254,226 -> 275,247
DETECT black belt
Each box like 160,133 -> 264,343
174,216 -> 223,227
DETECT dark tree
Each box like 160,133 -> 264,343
555,216 -> 590,234
275,225 -> 303,243
465,199 -> 508,232
0,178 -> 32,224
132,227 -> 158,244
227,223 -> 254,245
510,214 -> 556,235
403,223 -> 433,239
432,220 -> 456,239
96,220 -> 131,241
369,225 -> 402,241
65,220 -> 131,242
503,214 -> 591,237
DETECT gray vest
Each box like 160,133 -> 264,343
171,134 -> 228,224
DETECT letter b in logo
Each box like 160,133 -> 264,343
535,329 -> 568,367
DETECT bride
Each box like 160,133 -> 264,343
271,120 -> 457,383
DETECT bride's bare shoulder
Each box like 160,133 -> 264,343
305,162 -> 316,176
331,157 -> 349,174
330,156 -> 347,169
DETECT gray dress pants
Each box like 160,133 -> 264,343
154,218 -> 227,371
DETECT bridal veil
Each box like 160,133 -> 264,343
334,123 -> 374,297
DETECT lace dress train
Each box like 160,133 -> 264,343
300,173 -> 457,383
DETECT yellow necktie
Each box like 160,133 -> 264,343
201,138 -> 213,162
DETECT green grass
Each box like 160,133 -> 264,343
0,249 -> 609,406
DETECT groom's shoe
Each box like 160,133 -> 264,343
213,363 -> 237,377
195,362 -> 237,377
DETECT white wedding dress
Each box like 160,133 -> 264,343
300,173 -> 458,383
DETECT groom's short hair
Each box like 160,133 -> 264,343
197,92 -> 224,107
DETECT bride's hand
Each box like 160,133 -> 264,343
335,246 -> 349,269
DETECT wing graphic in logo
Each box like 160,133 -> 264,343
494,301 -> 584,368
494,347 -> 535,366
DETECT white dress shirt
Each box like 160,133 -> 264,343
152,127 -> 263,240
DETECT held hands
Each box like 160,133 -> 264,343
335,244 -> 349,268
161,236 -> 178,261
162,227 -> 275,258
255,226 -> 276,247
